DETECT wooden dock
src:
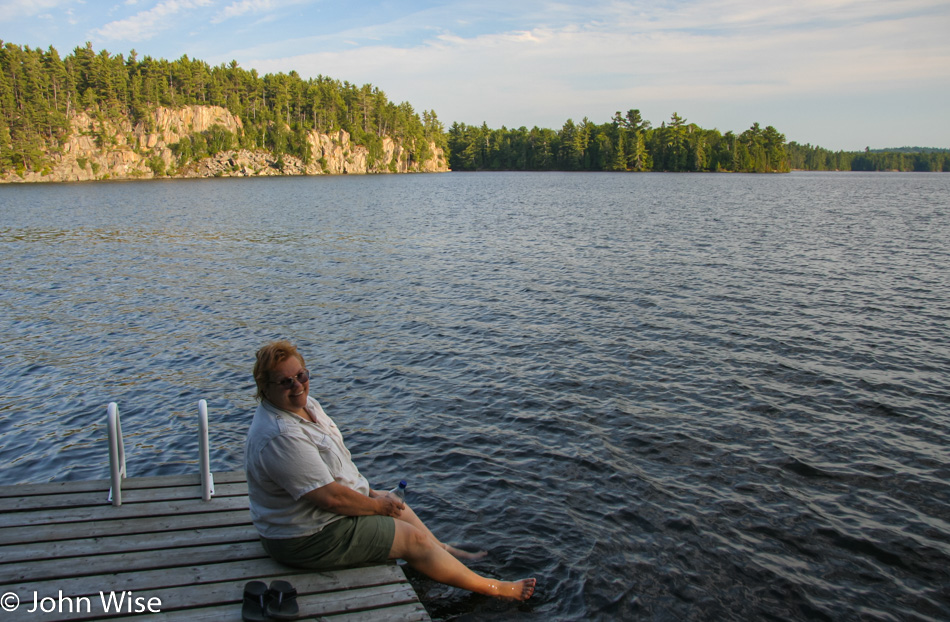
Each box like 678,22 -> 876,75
0,470 -> 430,621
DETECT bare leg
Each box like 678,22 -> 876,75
395,502 -> 487,561
390,520 -> 535,601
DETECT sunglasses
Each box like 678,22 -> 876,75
269,369 -> 310,389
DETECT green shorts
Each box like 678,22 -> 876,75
260,515 -> 396,570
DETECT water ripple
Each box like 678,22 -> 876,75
1,172 -> 949,620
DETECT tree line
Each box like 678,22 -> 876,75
447,112 -> 791,172
448,114 -> 949,173
0,41 -> 446,174
2,41 -> 946,176
785,144 -> 949,172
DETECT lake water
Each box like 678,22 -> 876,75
1,171 -> 948,621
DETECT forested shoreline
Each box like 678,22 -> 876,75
0,41 -> 446,177
447,113 -> 792,173
2,41 -> 947,178
447,116 -> 950,173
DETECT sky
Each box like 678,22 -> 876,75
2,0 -> 949,151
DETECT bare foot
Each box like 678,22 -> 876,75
488,577 -> 536,601
444,543 -> 488,561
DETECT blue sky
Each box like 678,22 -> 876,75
2,0 -> 949,150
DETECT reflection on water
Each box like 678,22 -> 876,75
1,172 -> 949,621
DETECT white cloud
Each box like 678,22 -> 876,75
259,11 -> 943,90
92,0 -> 213,42
0,0 -> 68,22
232,0 -> 948,144
23,0 -> 940,147
212,0 -> 275,23
210,0 -> 314,24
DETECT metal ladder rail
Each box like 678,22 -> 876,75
106,400 -> 215,506
107,402 -> 126,506
198,399 -> 215,501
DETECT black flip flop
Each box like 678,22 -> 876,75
241,581 -> 269,622
266,580 -> 300,620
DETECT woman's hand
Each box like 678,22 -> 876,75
304,482 -> 403,517
376,494 -> 405,517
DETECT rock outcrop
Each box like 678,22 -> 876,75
2,105 -> 448,183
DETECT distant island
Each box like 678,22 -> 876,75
1,42 -> 947,182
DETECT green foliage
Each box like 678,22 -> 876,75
448,111 -> 946,173
146,155 -> 165,176
788,144 -> 950,172
169,124 -> 240,166
448,111 -> 792,173
3,41 -> 943,177
0,40 -> 442,175
203,124 -> 235,155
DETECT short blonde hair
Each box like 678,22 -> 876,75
253,340 -> 306,401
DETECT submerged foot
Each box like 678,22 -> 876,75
489,578 -> 536,601
444,543 -> 488,561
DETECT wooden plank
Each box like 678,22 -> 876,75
4,566 -> 413,621
0,541 -> 268,583
156,564 -> 409,606
0,495 -> 250,529
4,558 -> 402,603
325,603 -> 432,622
0,482 -> 249,513
5,563 -> 407,606
0,510 -> 253,545
0,525 -> 259,564
300,583 -> 421,617
0,472 -> 248,499
113,580 -> 420,621
0,470 -> 430,621
105,601 -> 429,622
120,601 -> 431,622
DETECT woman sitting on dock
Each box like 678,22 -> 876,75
245,340 -> 536,601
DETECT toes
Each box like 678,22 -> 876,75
519,578 -> 537,600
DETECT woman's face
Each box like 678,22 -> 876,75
263,355 -> 310,416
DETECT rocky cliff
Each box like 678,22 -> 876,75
1,105 -> 448,183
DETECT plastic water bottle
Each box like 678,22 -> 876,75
389,480 -> 408,501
